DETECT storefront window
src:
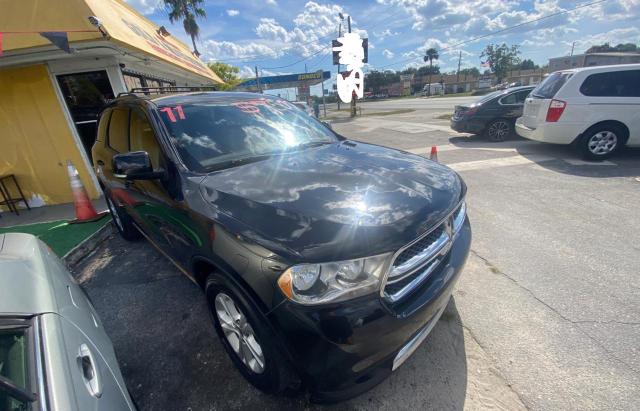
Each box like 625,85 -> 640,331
56,70 -> 115,161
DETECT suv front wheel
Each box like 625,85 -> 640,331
577,123 -> 625,161
205,273 -> 299,395
105,193 -> 140,241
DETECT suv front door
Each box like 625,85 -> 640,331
126,107 -> 202,271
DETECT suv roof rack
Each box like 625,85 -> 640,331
117,86 -> 217,98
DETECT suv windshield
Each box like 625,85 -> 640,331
158,97 -> 337,172
531,72 -> 573,99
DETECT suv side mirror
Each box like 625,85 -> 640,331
113,151 -> 164,180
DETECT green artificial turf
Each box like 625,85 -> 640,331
0,216 -> 110,257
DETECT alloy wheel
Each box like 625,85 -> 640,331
488,121 -> 510,141
106,196 -> 124,232
214,293 -> 265,374
587,131 -> 617,155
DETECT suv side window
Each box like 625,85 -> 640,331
108,108 -> 130,153
580,70 -> 640,97
129,108 -> 162,169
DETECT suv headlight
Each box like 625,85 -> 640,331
277,253 -> 392,305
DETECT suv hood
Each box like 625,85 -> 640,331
200,141 -> 463,262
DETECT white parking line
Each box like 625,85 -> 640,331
446,154 -> 556,172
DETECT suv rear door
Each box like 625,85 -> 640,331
578,69 -> 640,145
521,72 -> 573,128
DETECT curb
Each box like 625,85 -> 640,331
63,220 -> 114,266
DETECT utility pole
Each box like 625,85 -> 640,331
337,22 -> 342,111
321,75 -> 327,117
456,50 -> 462,84
305,63 -> 307,73
570,41 -> 576,56
348,15 -> 356,118
254,66 -> 262,93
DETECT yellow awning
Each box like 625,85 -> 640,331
0,0 -> 222,83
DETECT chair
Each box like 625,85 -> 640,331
0,174 -> 30,216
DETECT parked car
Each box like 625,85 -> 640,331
0,233 -> 135,411
516,64 -> 640,160
292,101 -> 315,117
450,86 -> 535,141
92,91 -> 471,402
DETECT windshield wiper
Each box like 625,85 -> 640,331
206,154 -> 274,172
0,375 -> 37,403
284,141 -> 333,152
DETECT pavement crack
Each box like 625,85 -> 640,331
470,248 -> 640,376
458,321 -> 531,410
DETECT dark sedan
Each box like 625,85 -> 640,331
92,91 -> 471,402
450,86 -> 534,141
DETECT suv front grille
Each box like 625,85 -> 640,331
382,202 -> 466,303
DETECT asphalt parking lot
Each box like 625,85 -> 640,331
72,97 -> 640,410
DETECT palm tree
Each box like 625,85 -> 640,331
164,0 -> 206,56
423,47 -> 439,96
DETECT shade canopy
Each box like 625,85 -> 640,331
0,0 -> 222,84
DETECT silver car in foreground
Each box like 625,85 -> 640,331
0,233 -> 135,411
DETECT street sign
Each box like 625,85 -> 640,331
332,38 -> 368,65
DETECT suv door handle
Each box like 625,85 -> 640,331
77,344 -> 103,398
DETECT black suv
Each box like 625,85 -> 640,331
92,91 -> 471,402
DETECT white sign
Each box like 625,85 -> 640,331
333,32 -> 365,103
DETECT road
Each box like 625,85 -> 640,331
72,96 -> 640,410
325,95 -> 476,112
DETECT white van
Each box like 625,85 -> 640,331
515,64 -> 640,160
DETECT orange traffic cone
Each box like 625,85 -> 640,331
66,160 -> 103,223
429,146 -> 438,162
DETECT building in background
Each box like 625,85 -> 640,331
0,0 -> 222,207
548,52 -> 640,71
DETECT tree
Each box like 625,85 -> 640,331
586,42 -> 638,53
518,58 -> 539,70
365,70 -> 400,93
416,65 -> 440,76
459,67 -> 480,77
480,43 -> 520,83
164,0 -> 206,56
208,62 -> 241,90
423,48 -> 439,96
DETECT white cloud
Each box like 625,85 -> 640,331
374,29 -> 398,40
226,9 -> 240,17
266,0 -> 278,5
567,27 -> 640,56
383,49 -> 395,59
124,0 -> 159,15
202,40 -> 282,61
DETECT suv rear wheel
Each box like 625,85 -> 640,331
205,273 -> 299,394
577,123 -> 625,161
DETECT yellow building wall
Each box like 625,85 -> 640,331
0,64 -> 100,207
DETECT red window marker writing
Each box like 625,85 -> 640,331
160,107 -> 176,122
175,105 -> 186,120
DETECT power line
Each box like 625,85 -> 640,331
375,0 -> 608,70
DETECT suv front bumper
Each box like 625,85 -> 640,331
268,218 -> 471,402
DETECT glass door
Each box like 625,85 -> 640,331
57,71 -> 115,161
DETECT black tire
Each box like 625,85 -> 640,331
105,192 -> 141,241
577,123 -> 625,161
205,273 -> 299,394
484,118 -> 513,142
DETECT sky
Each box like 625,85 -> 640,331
126,0 -> 640,96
